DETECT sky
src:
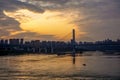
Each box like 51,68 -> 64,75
0,0 -> 120,41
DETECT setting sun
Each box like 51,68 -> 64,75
4,9 -> 81,40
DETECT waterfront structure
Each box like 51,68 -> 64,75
0,29 -> 120,55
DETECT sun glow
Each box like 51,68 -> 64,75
4,9 -> 84,40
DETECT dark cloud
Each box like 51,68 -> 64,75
23,0 -> 120,19
20,0 -> 71,10
0,11 -> 20,30
0,0 -> 44,12
0,0 -> 44,39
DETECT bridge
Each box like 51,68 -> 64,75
24,29 -> 77,55
0,29 -> 77,56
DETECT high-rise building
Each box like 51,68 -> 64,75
9,39 -> 20,45
5,40 -> 8,44
20,38 -> 24,45
0,39 -> 4,44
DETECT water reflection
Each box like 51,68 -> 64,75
0,53 -> 120,80
73,56 -> 76,64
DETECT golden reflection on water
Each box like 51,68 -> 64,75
0,54 -> 120,80
13,55 -> 85,72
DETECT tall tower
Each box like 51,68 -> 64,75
72,29 -> 76,64
73,29 -> 75,42
72,29 -> 76,57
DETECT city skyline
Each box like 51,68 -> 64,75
0,38 -> 120,55
0,0 -> 120,41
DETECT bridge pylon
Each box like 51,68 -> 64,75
71,29 -> 76,57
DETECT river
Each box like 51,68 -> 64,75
0,52 -> 120,80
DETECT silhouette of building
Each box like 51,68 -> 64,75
9,39 -> 20,45
20,39 -> 24,45
0,38 -> 120,55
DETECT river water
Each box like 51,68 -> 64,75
0,52 -> 120,80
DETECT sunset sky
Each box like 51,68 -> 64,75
0,0 -> 120,41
